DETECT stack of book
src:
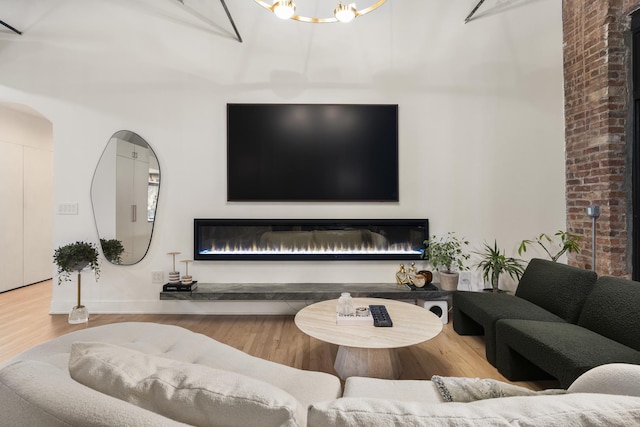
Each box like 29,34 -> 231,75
162,281 -> 198,292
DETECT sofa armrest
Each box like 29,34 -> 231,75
568,363 -> 640,397
0,360 -> 189,427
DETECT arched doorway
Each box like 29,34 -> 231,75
0,102 -> 53,292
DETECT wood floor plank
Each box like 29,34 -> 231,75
0,280 -> 558,390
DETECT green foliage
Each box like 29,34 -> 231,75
518,230 -> 581,262
475,240 -> 525,291
53,241 -> 100,285
423,232 -> 470,273
100,238 -> 125,264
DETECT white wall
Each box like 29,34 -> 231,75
0,0 -> 565,313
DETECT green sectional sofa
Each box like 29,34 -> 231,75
452,258 -> 598,365
496,276 -> 640,388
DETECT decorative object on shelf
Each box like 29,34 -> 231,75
180,260 -> 193,285
53,241 -> 100,324
518,230 -> 581,262
167,252 -> 181,284
255,0 -> 388,24
395,264 -> 410,285
423,232 -> 470,291
336,292 -> 355,316
475,240 -> 525,292
99,238 -> 124,264
163,281 -> 198,292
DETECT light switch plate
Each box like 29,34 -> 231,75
57,203 -> 78,215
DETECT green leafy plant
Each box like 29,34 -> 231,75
423,232 -> 470,273
475,240 -> 525,292
100,238 -> 125,264
517,230 -> 581,262
53,241 -> 100,285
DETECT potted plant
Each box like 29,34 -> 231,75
517,230 -> 581,262
100,238 -> 125,264
423,232 -> 470,291
475,240 -> 525,292
53,241 -> 100,324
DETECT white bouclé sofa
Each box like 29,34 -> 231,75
2,322 -> 640,427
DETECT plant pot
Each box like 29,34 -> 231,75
438,271 -> 459,291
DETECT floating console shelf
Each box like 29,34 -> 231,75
159,282 -> 451,301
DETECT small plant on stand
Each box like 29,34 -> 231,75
53,241 -> 100,324
518,230 -> 581,262
423,232 -> 470,291
475,240 -> 525,293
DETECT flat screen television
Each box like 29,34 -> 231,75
227,103 -> 399,202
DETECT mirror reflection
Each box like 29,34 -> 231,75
91,130 -> 160,265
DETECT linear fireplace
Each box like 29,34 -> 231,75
194,219 -> 428,261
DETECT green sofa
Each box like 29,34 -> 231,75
452,258 -> 598,365
496,276 -> 640,388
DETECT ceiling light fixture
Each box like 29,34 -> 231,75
255,0 -> 387,23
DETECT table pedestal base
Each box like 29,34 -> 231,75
334,345 -> 402,380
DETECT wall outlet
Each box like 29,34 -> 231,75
151,271 -> 164,284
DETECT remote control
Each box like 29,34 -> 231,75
369,305 -> 393,327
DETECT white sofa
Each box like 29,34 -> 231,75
2,322 -> 640,427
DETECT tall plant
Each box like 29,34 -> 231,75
518,230 -> 581,262
475,240 -> 525,292
424,232 -> 470,273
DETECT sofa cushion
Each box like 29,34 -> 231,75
69,341 -> 306,427
514,258 -> 597,323
577,276 -> 640,351
307,394 -> 640,427
495,319 -> 640,388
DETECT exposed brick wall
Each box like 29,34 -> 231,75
563,0 -> 640,276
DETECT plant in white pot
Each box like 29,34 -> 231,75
53,241 -> 100,324
424,232 -> 470,291
475,240 -> 525,293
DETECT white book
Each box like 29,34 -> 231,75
336,312 -> 373,326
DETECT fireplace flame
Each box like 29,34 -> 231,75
204,240 -> 420,256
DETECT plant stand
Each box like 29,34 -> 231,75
68,271 -> 88,324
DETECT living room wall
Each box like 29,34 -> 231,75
0,0 -> 564,314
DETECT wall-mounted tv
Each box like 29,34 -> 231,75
227,103 -> 399,202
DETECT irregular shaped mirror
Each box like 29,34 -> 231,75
91,130 -> 160,265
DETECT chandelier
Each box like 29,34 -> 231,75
254,0 -> 388,23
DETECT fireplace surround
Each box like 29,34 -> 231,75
194,219 -> 428,261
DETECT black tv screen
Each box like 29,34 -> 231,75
227,104 -> 399,202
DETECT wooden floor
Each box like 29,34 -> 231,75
0,280 -> 558,390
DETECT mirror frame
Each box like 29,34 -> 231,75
90,130 -> 160,265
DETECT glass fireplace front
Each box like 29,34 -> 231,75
194,219 -> 428,261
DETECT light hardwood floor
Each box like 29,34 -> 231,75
0,280 -> 558,390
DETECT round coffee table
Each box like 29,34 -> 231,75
294,297 -> 443,379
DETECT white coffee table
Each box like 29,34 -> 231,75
294,297 -> 443,379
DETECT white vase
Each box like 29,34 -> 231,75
438,271 -> 460,291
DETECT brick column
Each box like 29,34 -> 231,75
563,0 -> 638,276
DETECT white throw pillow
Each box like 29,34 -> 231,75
568,363 -> 640,397
69,341 -> 305,427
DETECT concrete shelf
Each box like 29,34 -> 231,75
160,282 -> 451,301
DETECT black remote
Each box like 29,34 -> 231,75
369,305 -> 393,327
